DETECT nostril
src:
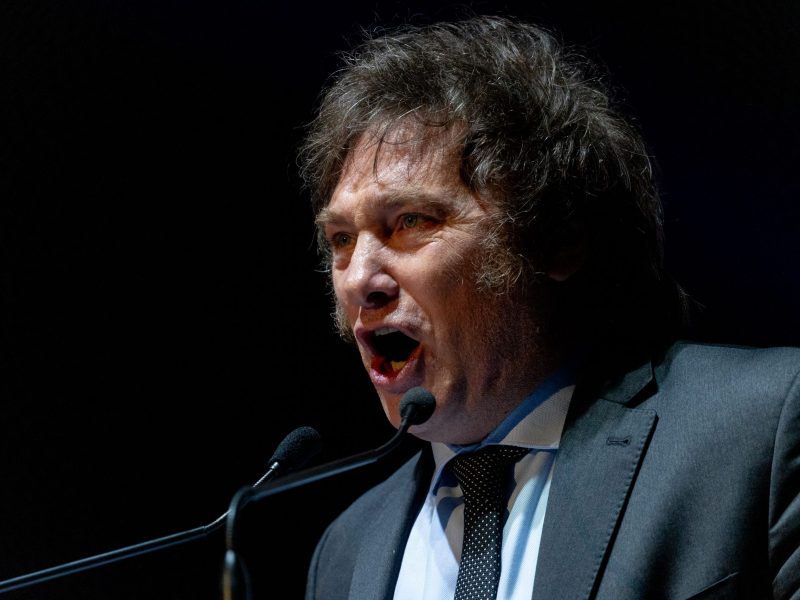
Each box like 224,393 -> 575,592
365,291 -> 391,308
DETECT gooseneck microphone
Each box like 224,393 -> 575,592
0,426 -> 322,594
228,386 -> 435,517
222,386 -> 436,600
253,426 -> 323,486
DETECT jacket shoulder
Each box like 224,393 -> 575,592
657,340 -> 800,393
305,449 -> 430,600
328,450 -> 423,531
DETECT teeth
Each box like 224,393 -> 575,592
374,327 -> 398,336
390,360 -> 406,372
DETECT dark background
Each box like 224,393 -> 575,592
1,1 -> 798,598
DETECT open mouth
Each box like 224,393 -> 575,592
369,329 -> 421,375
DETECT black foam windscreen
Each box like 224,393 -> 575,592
269,426 -> 322,471
399,387 -> 436,426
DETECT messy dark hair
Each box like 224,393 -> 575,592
299,15 -> 689,356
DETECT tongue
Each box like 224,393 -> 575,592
374,356 -> 405,375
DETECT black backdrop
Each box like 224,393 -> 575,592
1,1 -> 798,598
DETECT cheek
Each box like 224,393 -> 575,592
414,240 -> 481,291
331,275 -> 352,314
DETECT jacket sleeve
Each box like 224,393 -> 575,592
770,365 -> 800,600
305,523 -> 333,600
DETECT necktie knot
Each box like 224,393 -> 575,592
450,445 -> 528,600
450,445 -> 528,496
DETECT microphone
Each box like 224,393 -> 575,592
232,386 -> 435,508
399,386 -> 437,425
0,426 -> 322,595
253,426 -> 323,486
222,426 -> 322,600
221,387 -> 436,600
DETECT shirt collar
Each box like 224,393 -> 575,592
429,364 -> 576,492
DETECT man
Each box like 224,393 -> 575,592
298,16 -> 800,599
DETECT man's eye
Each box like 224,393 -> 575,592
400,214 -> 420,229
330,232 -> 353,248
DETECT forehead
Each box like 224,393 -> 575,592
330,124 -> 466,205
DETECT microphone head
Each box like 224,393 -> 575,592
399,387 -> 436,426
270,426 -> 323,472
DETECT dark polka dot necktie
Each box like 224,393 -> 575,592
450,445 -> 529,600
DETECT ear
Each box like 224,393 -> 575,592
546,244 -> 586,282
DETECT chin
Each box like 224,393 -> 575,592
407,422 -> 436,442
378,394 -> 403,430
406,412 -> 450,443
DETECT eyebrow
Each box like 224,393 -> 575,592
315,190 -> 454,228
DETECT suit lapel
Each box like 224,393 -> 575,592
348,449 -> 433,600
532,361 -> 658,600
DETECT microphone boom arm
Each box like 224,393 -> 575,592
242,418 -> 408,508
0,427 -> 321,595
0,518 -> 224,594
229,385 -> 435,519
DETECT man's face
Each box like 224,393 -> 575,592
318,126 -> 553,444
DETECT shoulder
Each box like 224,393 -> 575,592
663,339 -> 800,368
656,340 -> 800,395
326,449 -> 426,531
641,340 -> 800,444
305,450 -> 430,598
313,448 -> 430,552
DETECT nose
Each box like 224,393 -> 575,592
335,233 -> 399,310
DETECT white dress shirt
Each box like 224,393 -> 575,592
393,368 -> 575,600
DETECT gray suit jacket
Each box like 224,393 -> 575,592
305,342 -> 800,599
